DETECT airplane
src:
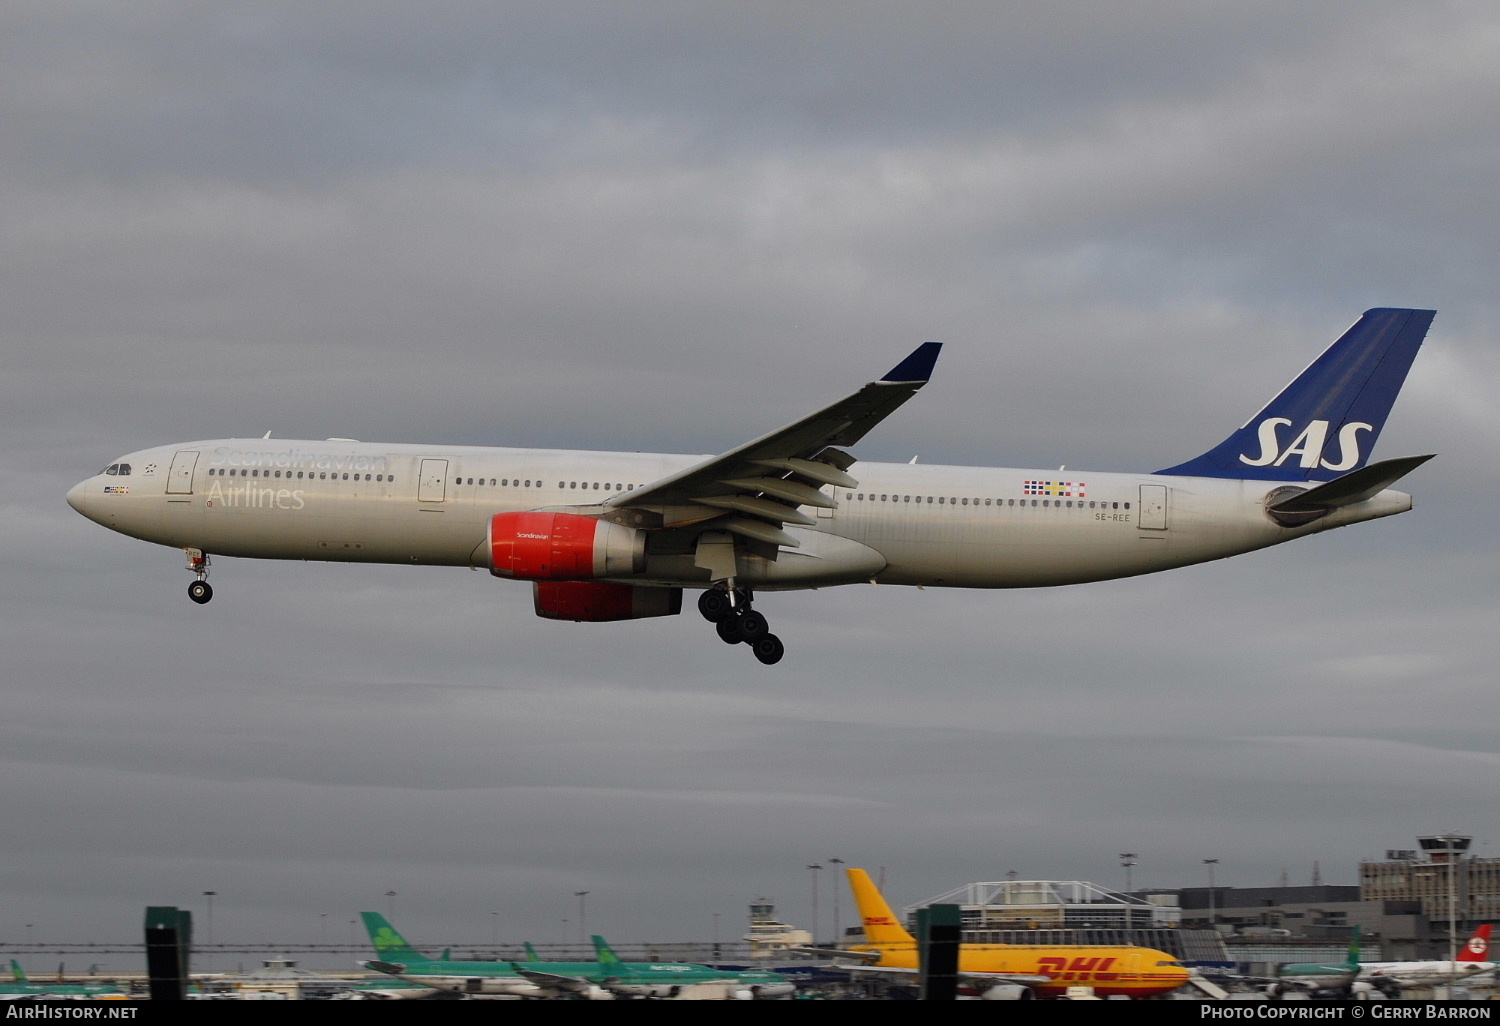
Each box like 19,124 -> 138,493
0,960 -> 128,1000
359,913 -> 793,1000
513,934 -> 795,999
67,308 -> 1435,665
834,867 -> 1190,999
1358,923 -> 1497,993
1266,927 -> 1363,997
360,912 -> 543,997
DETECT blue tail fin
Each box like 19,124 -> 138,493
1156,308 -> 1433,481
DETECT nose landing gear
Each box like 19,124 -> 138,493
184,548 -> 213,604
697,584 -> 784,664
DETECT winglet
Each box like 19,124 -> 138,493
881,342 -> 943,383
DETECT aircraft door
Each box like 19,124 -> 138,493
419,459 -> 449,503
167,451 -> 199,494
1138,484 -> 1168,530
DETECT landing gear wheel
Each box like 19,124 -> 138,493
751,634 -> 784,665
188,580 -> 213,604
698,589 -> 732,622
716,617 -> 743,644
736,610 -> 769,643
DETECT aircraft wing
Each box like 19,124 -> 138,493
603,343 -> 941,541
514,968 -> 593,992
832,961 -> 1051,988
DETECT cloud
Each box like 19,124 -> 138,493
1,1 -> 1495,952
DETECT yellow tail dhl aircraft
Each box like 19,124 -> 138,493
840,868 -> 1191,999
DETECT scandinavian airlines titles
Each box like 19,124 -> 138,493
209,445 -> 390,473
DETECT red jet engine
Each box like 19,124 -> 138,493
488,511 -> 645,580
533,581 -> 682,622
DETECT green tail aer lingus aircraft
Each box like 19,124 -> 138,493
361,912 -> 794,999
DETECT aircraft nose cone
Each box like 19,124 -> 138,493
67,478 -> 101,520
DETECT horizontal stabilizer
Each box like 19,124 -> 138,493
1268,454 -> 1435,514
790,946 -> 879,962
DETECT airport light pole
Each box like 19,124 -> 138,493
1203,859 -> 1220,931
491,911 -> 499,950
807,864 -> 823,946
385,891 -> 396,920
711,912 -> 721,970
1119,855 -> 1138,943
201,892 -> 216,971
828,858 -> 845,945
575,891 -> 589,944
1446,837 -> 1459,964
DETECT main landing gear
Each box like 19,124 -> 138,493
698,585 -> 784,665
184,548 -> 213,605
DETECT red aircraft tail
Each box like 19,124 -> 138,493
1460,924 -> 1492,962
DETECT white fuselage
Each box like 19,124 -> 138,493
66,438 -> 1414,592
1359,960 -> 1498,989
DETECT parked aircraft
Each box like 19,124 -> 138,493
67,308 -> 1434,664
0,961 -> 126,1000
514,935 -> 794,999
835,868 -> 1189,999
360,913 -> 541,997
360,913 -> 792,1000
1267,928 -> 1363,997
1359,924 -> 1496,992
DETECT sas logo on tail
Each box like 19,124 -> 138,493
1239,418 -> 1372,471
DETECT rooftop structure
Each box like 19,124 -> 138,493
905,879 -> 1180,930
743,900 -> 810,959
1361,834 -> 1500,921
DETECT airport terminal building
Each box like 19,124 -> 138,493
890,836 -> 1500,966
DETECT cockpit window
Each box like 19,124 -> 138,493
102,464 -> 117,475
117,464 -> 131,476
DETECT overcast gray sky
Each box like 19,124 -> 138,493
3,1 -> 1497,958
